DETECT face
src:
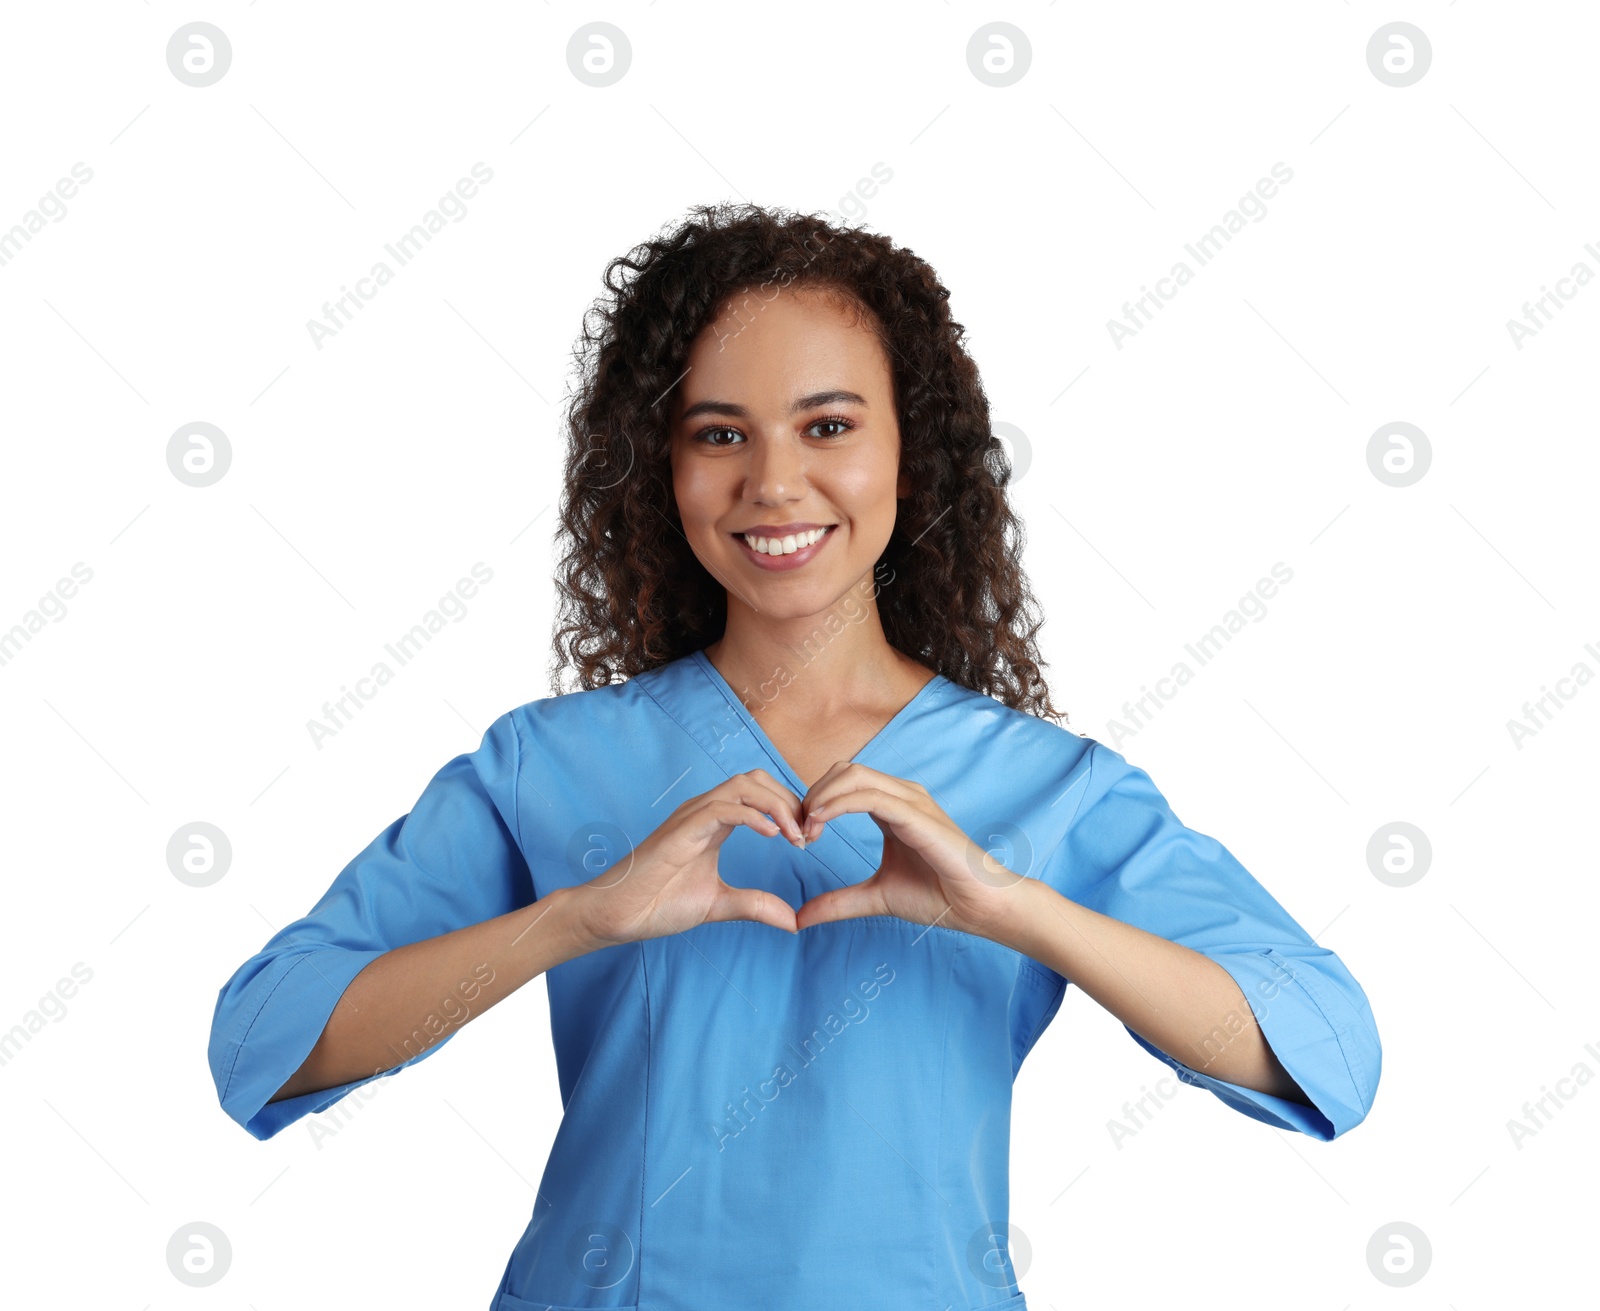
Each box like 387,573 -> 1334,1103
668,285 -> 907,621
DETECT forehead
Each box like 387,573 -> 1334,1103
676,285 -> 889,409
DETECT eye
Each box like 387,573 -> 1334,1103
692,425 -> 745,447
806,415 -> 857,440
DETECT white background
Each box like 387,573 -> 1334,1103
1,2 -> 1594,1307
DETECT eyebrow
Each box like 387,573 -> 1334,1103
677,388 -> 869,423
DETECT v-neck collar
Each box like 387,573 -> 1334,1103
635,648 -> 954,886
639,646 -> 951,797
687,647 -> 949,793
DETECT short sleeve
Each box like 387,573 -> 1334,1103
207,710 -> 535,1140
1038,739 -> 1381,1141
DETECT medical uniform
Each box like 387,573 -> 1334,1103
209,646 -> 1381,1310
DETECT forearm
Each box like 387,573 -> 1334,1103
270,884 -> 600,1101
989,878 -> 1308,1103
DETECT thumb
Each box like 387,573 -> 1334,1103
795,880 -> 884,930
707,884 -> 800,934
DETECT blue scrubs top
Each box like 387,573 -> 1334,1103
209,646 -> 1381,1310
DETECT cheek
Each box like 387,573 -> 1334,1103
830,453 -> 900,520
670,458 -> 710,518
671,462 -> 736,551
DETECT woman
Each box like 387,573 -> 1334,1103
208,203 -> 1381,1310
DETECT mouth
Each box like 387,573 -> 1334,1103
730,524 -> 838,571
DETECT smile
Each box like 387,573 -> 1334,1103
731,525 -> 837,571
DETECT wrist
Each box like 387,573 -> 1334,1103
972,874 -> 1056,955
544,883 -> 615,959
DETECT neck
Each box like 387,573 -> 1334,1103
705,573 -> 922,719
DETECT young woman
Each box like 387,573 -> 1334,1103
208,203 -> 1381,1311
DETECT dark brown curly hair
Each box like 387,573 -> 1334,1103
549,201 -> 1065,723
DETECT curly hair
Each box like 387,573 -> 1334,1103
549,201 -> 1065,724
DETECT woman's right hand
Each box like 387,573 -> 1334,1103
572,769 -> 807,946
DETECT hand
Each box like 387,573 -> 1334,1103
793,762 -> 1028,936
573,769 -> 807,946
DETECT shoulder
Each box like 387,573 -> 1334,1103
500,672 -> 657,745
909,676 -> 1104,830
493,657 -> 696,758
930,683 -> 1174,831
933,674 -> 1095,763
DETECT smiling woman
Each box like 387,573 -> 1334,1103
207,201 -> 1382,1311
664,278 -> 931,774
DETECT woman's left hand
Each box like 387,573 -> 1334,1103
793,762 -> 1030,937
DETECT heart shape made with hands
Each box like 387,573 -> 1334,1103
783,761 -> 1030,936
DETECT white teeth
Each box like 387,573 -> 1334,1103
741,526 -> 830,555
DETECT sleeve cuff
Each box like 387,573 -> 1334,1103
1122,947 -> 1377,1142
211,946 -> 405,1141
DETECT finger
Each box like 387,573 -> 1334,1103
802,764 -> 925,827
740,767 -> 805,813
804,783 -> 926,841
795,880 -> 886,929
721,771 -> 806,842
677,799 -> 786,851
797,758 -> 862,820
707,884 -> 800,934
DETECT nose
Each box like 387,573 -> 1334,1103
743,431 -> 807,505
